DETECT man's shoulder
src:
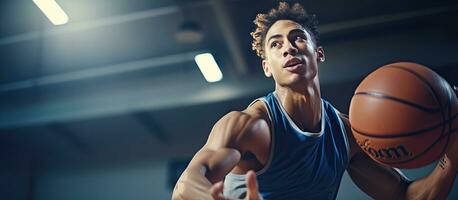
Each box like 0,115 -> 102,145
213,99 -> 270,141
243,98 -> 270,123
209,106 -> 270,154
221,99 -> 271,135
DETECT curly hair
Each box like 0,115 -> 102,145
251,2 -> 320,59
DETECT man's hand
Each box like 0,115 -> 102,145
444,85 -> 458,170
210,171 -> 262,200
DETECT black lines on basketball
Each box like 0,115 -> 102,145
351,112 -> 458,138
354,91 -> 441,113
387,65 -> 440,106
388,65 -> 447,145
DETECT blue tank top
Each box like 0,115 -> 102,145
223,92 -> 350,200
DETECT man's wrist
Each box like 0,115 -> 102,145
441,154 -> 458,174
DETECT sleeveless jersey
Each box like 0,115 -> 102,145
223,92 -> 350,200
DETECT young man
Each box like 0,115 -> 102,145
172,2 -> 458,200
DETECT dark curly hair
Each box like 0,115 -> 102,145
251,2 -> 320,59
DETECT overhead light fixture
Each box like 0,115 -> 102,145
175,21 -> 204,44
194,53 -> 223,83
33,0 -> 69,25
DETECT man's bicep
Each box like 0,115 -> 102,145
191,110 -> 265,181
189,147 -> 242,183
347,152 -> 411,200
194,111 -> 256,179
337,111 -> 363,158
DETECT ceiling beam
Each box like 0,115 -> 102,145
0,1 -> 210,46
0,75 -> 272,129
320,4 -> 458,34
0,50 -> 204,92
210,0 -> 249,76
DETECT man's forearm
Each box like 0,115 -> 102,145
405,155 -> 457,200
172,165 -> 214,200
172,148 -> 241,200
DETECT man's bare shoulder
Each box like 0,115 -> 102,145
205,100 -> 271,153
243,99 -> 270,123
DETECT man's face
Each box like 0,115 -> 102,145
262,20 -> 324,87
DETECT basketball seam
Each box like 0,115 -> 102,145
389,65 -> 451,166
354,91 -> 441,113
351,112 -> 458,138
386,66 -> 440,106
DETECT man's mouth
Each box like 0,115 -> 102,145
284,57 -> 304,73
284,57 -> 304,68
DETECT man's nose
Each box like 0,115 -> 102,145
283,41 -> 298,57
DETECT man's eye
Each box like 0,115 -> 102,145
271,41 -> 280,48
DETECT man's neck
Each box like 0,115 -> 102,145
274,81 -> 322,133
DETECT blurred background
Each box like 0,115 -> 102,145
1,0 -> 458,199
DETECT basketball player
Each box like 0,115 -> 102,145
172,2 -> 458,200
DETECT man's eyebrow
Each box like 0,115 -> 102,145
267,34 -> 282,43
267,29 -> 307,43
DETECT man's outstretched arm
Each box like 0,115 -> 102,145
172,111 -> 269,200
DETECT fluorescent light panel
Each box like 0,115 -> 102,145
194,53 -> 223,82
33,0 -> 69,25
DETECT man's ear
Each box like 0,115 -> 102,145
262,59 -> 272,77
316,46 -> 325,63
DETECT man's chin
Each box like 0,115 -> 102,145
291,71 -> 317,82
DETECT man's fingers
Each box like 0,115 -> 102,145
210,181 -> 234,200
211,172 -> 261,200
245,170 -> 261,200
210,181 -> 224,200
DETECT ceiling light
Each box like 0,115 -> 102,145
33,0 -> 69,25
194,53 -> 223,83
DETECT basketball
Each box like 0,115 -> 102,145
349,62 -> 458,169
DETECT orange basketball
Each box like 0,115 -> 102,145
349,62 -> 458,169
